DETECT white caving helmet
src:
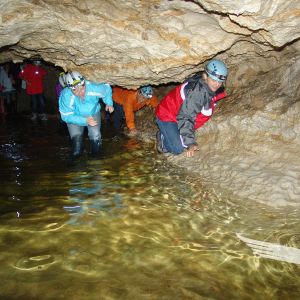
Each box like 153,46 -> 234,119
65,71 -> 85,89
58,72 -> 67,88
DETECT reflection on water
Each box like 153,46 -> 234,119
0,116 -> 299,300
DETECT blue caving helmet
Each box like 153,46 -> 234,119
140,86 -> 153,99
205,59 -> 228,82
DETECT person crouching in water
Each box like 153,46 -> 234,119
112,86 -> 158,136
59,71 -> 114,157
155,59 -> 228,158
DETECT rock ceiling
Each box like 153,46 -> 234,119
0,0 -> 299,87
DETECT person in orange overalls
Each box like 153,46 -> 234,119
112,86 -> 158,136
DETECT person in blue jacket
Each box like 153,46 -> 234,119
59,71 -> 114,157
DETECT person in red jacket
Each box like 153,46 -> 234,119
155,59 -> 228,158
19,58 -> 47,121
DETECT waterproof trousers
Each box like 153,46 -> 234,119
67,112 -> 101,157
156,117 -> 185,155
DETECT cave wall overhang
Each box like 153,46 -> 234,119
0,0 -> 299,88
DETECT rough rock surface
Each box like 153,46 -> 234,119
0,0 -> 299,206
167,51 -> 300,207
1,0 -> 299,87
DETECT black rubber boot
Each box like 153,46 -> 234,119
71,135 -> 83,157
90,139 -> 101,156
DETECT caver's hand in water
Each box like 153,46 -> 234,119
186,144 -> 199,158
128,128 -> 138,137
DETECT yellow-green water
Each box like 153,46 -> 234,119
0,117 -> 299,300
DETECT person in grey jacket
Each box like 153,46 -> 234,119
155,59 -> 228,158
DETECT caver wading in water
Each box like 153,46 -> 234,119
59,71 -> 114,157
19,57 -> 48,121
155,59 -> 228,158
112,86 -> 158,136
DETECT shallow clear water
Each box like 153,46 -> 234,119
0,116 -> 299,300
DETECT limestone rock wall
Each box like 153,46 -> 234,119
168,43 -> 300,207
0,0 -> 299,87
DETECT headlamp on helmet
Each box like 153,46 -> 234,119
65,71 -> 85,89
205,59 -> 228,83
33,60 -> 41,66
31,55 -> 42,66
140,86 -> 153,99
